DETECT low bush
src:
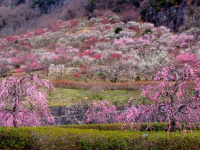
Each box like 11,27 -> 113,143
57,122 -> 171,131
115,27 -> 123,34
57,122 -> 200,131
142,29 -> 153,36
160,0 -> 167,7
1,126 -> 200,149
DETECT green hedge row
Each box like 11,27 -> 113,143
1,126 -> 200,149
57,122 -> 200,131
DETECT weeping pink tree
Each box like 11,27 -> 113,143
85,64 -> 200,132
0,74 -> 55,127
85,101 -> 119,124
140,64 -> 200,132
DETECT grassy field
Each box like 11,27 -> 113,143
48,88 -> 143,107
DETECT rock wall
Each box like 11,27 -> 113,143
0,0 -> 25,9
145,0 -> 196,31
49,104 -> 90,125
48,99 -> 145,125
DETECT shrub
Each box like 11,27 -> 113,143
115,27 -> 123,34
142,28 -> 153,35
1,126 -> 200,149
85,2 -> 96,13
160,0 -> 167,7
167,0 -> 174,7
140,8 -> 148,20
136,76 -> 141,81
189,8 -> 194,15
60,122 -> 167,131
132,0 -> 140,7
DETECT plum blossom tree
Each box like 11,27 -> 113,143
96,52 -> 133,82
0,75 -> 55,127
139,64 -> 200,132
48,64 -> 66,80
85,101 -> 119,124
12,54 -> 39,75
74,65 -> 96,83
176,52 -> 199,68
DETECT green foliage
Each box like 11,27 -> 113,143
140,8 -> 148,20
108,0 -> 114,8
1,126 -> 200,149
31,0 -> 55,8
25,15 -> 29,20
59,122 -> 168,131
86,2 -> 96,13
198,0 -> 200,6
142,29 -> 153,35
115,27 -> 123,34
189,8 -> 194,15
175,0 -> 182,4
60,122 -> 200,131
90,0 -> 97,3
136,76 -> 141,81
167,0 -> 174,7
97,71 -> 105,76
160,0 -> 166,7
49,0 -> 55,4
130,0 -> 140,7
156,7 -> 160,13
149,2 -> 156,7
115,7 -> 120,13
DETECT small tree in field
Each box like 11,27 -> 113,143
140,64 -> 200,132
0,75 -> 55,127
85,101 -> 119,124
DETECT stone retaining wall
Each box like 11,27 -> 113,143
49,99 -> 146,125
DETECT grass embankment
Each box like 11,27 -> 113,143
48,88 -> 143,107
1,124 -> 200,149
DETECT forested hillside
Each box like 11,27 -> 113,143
0,0 -> 199,35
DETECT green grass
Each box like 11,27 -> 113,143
47,88 -> 143,107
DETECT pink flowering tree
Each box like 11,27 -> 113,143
12,54 -> 39,76
97,52 -> 132,83
139,64 -> 200,132
52,46 -> 79,67
176,52 -> 199,68
74,65 -> 95,83
0,75 -> 55,127
85,101 -> 119,124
